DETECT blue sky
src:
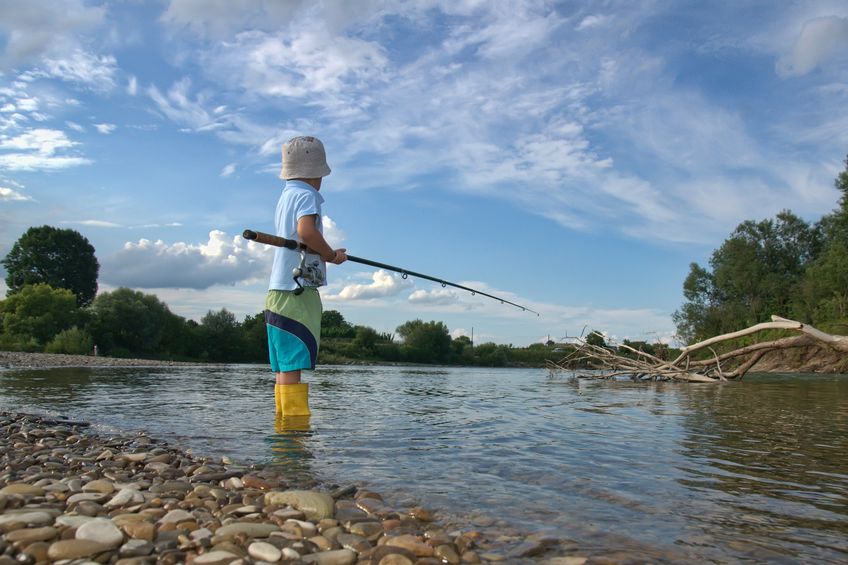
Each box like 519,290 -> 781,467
1,1 -> 847,346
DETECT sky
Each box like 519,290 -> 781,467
1,0 -> 847,347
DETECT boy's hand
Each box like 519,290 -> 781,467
327,248 -> 347,264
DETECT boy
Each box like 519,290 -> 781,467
266,136 -> 347,416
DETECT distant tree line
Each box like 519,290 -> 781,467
674,155 -> 848,343
0,226 -> 558,366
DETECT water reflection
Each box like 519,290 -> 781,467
677,377 -> 848,561
263,415 -> 315,482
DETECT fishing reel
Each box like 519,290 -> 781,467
291,250 -> 325,295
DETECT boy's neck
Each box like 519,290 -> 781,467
292,178 -> 322,191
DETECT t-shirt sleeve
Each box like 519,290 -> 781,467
292,191 -> 320,220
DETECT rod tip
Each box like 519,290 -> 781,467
242,230 -> 256,240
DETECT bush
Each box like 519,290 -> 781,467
45,327 -> 94,355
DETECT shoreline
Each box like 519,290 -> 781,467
0,351 -> 219,370
0,411 -> 576,564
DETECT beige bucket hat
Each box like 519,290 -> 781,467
279,136 -> 332,179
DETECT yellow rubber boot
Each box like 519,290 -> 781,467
279,383 -> 311,417
274,384 -> 283,415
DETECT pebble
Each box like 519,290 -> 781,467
0,483 -> 45,496
248,540 -> 282,562
105,487 -> 145,508
5,526 -> 58,544
193,549 -> 238,564
47,538 -> 111,560
301,548 -> 357,564
0,511 -> 54,528
0,411 -> 556,565
76,517 -> 125,548
215,522 -> 280,539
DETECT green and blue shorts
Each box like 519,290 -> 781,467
265,288 -> 322,372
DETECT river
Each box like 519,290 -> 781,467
1,364 -> 846,563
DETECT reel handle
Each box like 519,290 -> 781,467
242,230 -> 304,251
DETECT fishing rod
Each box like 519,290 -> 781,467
243,229 -> 539,316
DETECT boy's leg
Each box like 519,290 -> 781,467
276,371 -> 301,385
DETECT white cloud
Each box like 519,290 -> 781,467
0,153 -> 91,171
127,75 -> 138,96
0,128 -> 76,155
321,215 -> 346,249
101,230 -> 274,289
220,163 -> 236,177
577,15 -> 611,31
94,123 -> 116,134
324,270 -> 414,301
0,186 -> 31,201
408,288 -> 460,305
66,121 -> 85,132
776,16 -> 848,77
42,49 -> 119,91
203,29 -> 388,110
0,0 -> 106,67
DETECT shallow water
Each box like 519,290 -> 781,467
1,364 -> 846,563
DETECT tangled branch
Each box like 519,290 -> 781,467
547,316 -> 848,382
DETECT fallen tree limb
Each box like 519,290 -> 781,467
547,316 -> 848,383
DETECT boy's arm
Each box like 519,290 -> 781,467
297,215 -> 347,264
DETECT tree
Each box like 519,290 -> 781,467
0,284 -> 81,349
321,309 -> 355,338
351,325 -> 378,354
396,319 -> 452,363
199,308 -> 244,362
241,313 -> 269,362
673,210 -> 820,342
585,330 -> 606,348
89,288 -> 172,356
2,226 -> 100,306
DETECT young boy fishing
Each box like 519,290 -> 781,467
266,136 -> 347,416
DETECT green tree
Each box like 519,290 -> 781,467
46,326 -> 94,355
673,210 -> 819,342
2,226 -> 100,306
352,325 -> 380,355
199,308 -> 244,362
585,330 -> 606,347
89,288 -> 172,356
241,313 -> 269,362
321,309 -> 355,338
396,319 -> 452,363
0,284 -> 81,349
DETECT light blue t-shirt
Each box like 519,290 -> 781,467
268,180 -> 326,291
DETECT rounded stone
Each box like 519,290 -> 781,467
6,526 -> 58,544
248,541 -> 282,562
158,509 -> 194,524
301,548 -> 357,565
83,479 -> 115,495
193,550 -> 238,564
0,483 -> 45,496
76,518 -> 125,549
105,488 -> 145,508
264,490 -> 334,521
214,522 -> 279,538
385,535 -> 434,557
47,539 -> 111,560
0,511 -> 54,528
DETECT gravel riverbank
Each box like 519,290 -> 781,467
0,411 -> 584,565
0,352 -> 214,370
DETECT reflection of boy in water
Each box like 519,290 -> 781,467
265,136 -> 347,416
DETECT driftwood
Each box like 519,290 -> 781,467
547,316 -> 848,383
